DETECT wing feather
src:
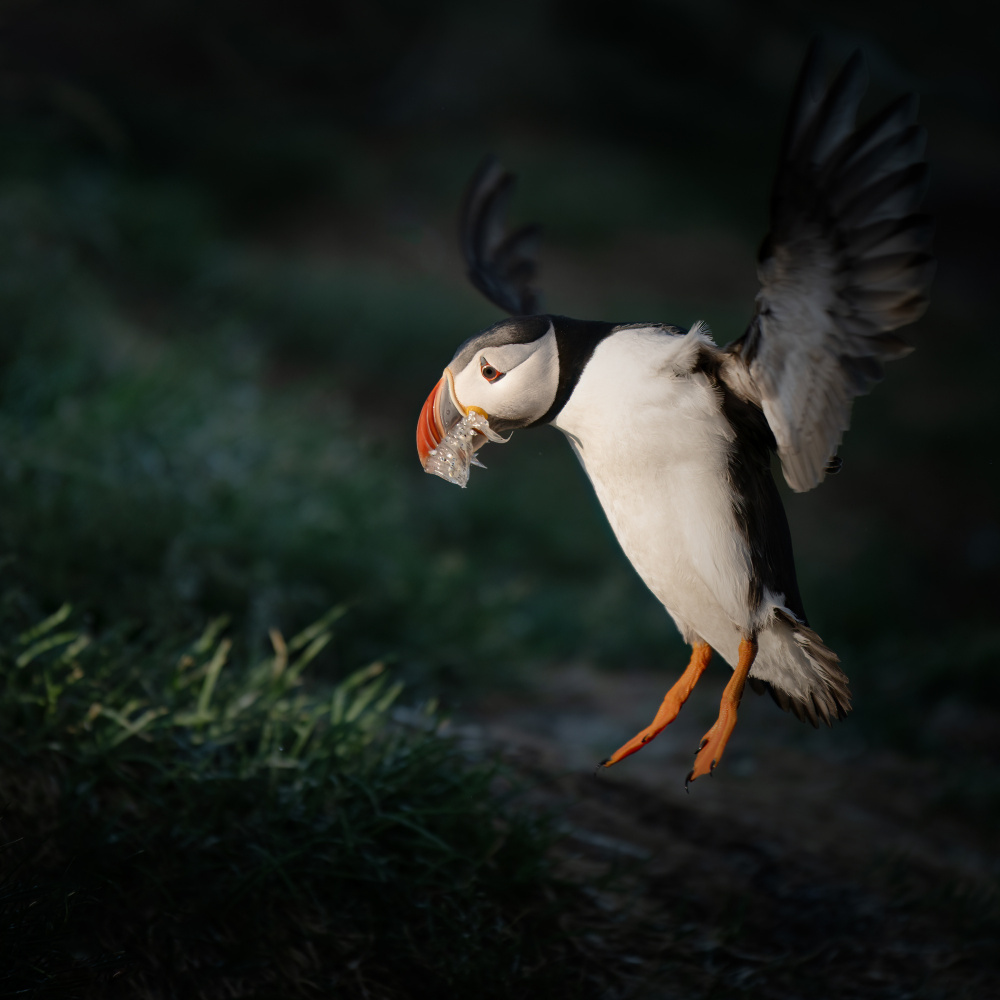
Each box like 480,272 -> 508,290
730,44 -> 934,492
459,156 -> 542,316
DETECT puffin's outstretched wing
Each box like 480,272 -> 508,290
459,156 -> 542,316
729,44 -> 934,493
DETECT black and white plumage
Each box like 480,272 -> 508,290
416,46 -> 932,783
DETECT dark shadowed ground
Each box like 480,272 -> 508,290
464,664 -> 999,998
0,2 -> 997,996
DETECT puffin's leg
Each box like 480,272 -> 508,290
687,636 -> 758,785
601,641 -> 713,768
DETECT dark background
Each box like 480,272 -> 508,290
1,0 -> 997,698
0,1 -> 997,996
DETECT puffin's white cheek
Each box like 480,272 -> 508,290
486,375 -> 549,421
451,366 -> 484,411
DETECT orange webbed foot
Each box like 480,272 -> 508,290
685,636 -> 758,787
601,642 -> 712,769
686,708 -> 738,784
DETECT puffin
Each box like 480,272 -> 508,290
415,45 -> 932,785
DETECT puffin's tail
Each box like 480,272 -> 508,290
748,609 -> 852,727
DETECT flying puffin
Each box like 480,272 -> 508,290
415,45 -> 932,785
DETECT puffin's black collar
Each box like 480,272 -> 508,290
531,316 -> 616,426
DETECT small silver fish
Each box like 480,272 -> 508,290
422,410 -> 509,488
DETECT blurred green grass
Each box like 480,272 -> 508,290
0,157 -> 685,702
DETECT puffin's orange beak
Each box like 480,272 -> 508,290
416,378 -> 446,467
418,370 -> 494,474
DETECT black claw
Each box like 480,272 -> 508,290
595,758 -> 610,775
684,770 -> 694,791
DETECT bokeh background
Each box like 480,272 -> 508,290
0,1 -> 997,997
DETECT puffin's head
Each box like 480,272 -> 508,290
416,315 -> 558,472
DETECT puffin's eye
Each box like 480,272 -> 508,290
480,359 -> 505,383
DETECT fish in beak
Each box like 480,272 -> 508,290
416,369 -> 508,488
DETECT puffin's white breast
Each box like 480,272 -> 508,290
551,326 -> 753,663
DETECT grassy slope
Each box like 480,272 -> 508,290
0,601 -> 617,997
